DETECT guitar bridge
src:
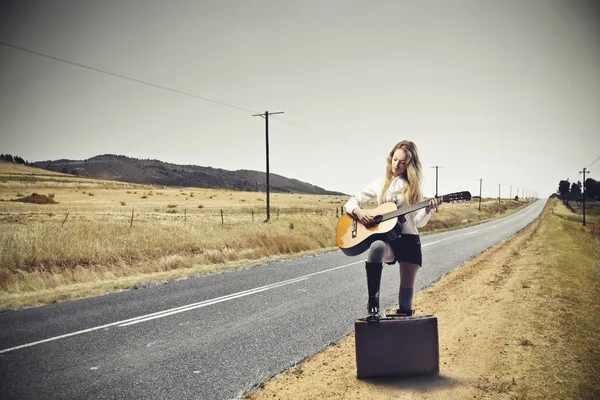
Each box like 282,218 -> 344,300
352,218 -> 357,238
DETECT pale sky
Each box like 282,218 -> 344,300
0,0 -> 598,198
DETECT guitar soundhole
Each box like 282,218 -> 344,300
373,215 -> 382,224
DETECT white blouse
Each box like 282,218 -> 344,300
343,176 -> 434,235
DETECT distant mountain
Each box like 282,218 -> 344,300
32,154 -> 346,196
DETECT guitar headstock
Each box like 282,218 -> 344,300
441,191 -> 472,203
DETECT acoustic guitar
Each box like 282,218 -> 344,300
336,191 -> 472,256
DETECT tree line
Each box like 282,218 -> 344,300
0,153 -> 30,164
558,178 -> 599,200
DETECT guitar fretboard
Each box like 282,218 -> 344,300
379,199 -> 432,222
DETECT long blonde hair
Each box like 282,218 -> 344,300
380,141 -> 423,205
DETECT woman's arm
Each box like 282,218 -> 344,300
343,178 -> 382,215
412,196 -> 440,228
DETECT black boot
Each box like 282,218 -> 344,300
388,308 -> 415,317
365,262 -> 383,321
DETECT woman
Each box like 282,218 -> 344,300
344,140 -> 440,320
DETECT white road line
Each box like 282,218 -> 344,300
0,260 -> 365,354
422,206 -> 534,246
118,277 -> 309,327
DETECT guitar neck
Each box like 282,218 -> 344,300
371,191 -> 471,223
380,199 -> 434,222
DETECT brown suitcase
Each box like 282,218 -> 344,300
354,315 -> 439,379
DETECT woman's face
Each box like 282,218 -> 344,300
391,148 -> 409,177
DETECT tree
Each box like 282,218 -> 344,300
585,178 -> 599,200
570,182 -> 581,199
558,179 -> 570,198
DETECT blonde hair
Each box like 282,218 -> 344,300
380,140 -> 423,205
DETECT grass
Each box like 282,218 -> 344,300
507,199 -> 600,399
0,162 -> 535,309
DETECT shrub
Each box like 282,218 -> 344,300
120,201 -> 126,206
167,204 -> 177,208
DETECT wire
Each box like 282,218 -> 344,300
271,116 -> 376,151
1,40 -> 375,152
586,155 -> 600,169
0,40 -> 259,114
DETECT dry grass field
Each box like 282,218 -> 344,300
0,162 -> 532,309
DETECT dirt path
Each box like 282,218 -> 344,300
245,200 -> 600,399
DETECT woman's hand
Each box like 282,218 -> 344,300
353,208 -> 375,226
426,196 -> 442,213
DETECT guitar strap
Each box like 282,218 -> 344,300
392,214 -> 406,237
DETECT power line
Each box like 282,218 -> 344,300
586,155 -> 600,169
0,40 -> 259,114
1,40 -> 377,152
270,116 -> 376,151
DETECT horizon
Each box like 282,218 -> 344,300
1,151 -> 588,198
1,0 -> 599,199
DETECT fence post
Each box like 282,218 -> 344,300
277,208 -> 279,220
62,212 -> 69,226
252,209 -> 254,222
184,208 -> 187,224
221,209 -> 224,225
130,209 -> 134,227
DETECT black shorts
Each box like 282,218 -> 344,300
384,234 -> 422,266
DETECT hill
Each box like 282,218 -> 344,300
31,154 -> 345,195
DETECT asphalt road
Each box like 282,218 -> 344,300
0,199 -> 546,400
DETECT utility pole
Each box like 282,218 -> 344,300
498,184 -> 501,204
478,178 -> 483,211
579,167 -> 587,226
429,166 -> 444,197
253,110 -> 284,222
510,186 -> 512,201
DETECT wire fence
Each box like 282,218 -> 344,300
0,206 -> 346,227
